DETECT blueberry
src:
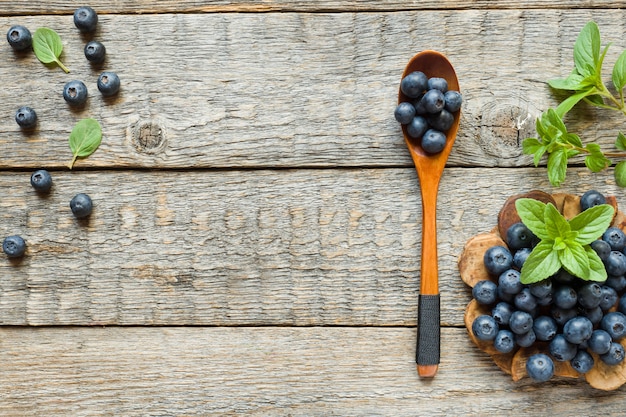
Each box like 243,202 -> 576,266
563,316 -> 593,345
484,246 -> 513,276
472,280 -> 498,305
493,329 -> 516,353
421,129 -> 446,154
400,71 -> 428,98
413,95 -> 427,115
533,315 -> 558,341
497,285 -> 515,303
553,269 -> 577,286
427,77 -> 448,92
6,25 -> 31,51
582,306 -> 604,327
509,310 -> 533,335
570,350 -> 594,374
619,294 -> 626,315
551,306 -> 578,326
30,169 -> 52,193
605,251 -> 626,276
15,106 -> 37,129
580,190 -> 606,211
74,6 -> 98,33
492,301 -> 514,326
526,353 -> 554,382
498,269 -> 523,295
394,102 -> 415,124
607,274 -> 626,292
2,235 -> 26,258
70,193 -> 93,219
406,116 -> 428,139
444,90 -> 462,113
84,40 -> 106,64
600,342 -> 626,365
422,89 -> 445,114
536,292 -> 554,307
588,329 -> 613,355
515,329 -> 536,348
603,227 -> 626,251
600,285 -> 618,311
549,334 -> 577,362
591,239 -> 612,262
427,109 -> 454,132
472,315 -> 499,341
514,287 -> 537,313
529,278 -> 552,299
577,282 -> 603,309
506,222 -> 536,251
601,311 -> 626,340
63,80 -> 88,106
554,285 -> 578,309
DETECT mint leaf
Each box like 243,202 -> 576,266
520,241 -> 561,285
32,27 -> 69,73
616,132 -> 626,151
547,148 -> 568,187
559,241 -> 590,279
574,21 -> 601,78
522,138 -> 547,166
570,204 -> 615,245
615,161 -> 626,187
549,71 -> 586,91
515,198 -> 549,240
613,50 -> 626,91
555,87 -> 596,117
544,202 -> 570,239
585,246 -> 609,282
584,143 -> 611,172
68,118 -> 102,169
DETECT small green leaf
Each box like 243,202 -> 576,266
615,161 -> 626,187
520,241 -> 561,285
616,132 -> 626,151
32,27 -> 69,73
585,246 -> 608,282
515,198 -> 550,240
522,138 -> 547,166
548,72 -> 586,91
613,50 -> 626,91
68,118 -> 102,169
584,143 -> 611,172
544,203 -> 570,239
554,87 -> 596,117
573,21 -> 601,78
547,148 -> 568,187
559,241 -> 590,279
570,204 -> 615,245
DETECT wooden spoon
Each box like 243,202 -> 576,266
399,51 -> 461,378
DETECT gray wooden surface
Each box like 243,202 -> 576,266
2,2 -> 626,416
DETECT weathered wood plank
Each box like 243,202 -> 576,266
0,166 -> 619,327
0,1 -> 625,14
0,326 -> 619,416
1,11 -> 625,169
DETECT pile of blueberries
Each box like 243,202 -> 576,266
472,190 -> 626,382
394,71 -> 462,154
1,7 -> 109,258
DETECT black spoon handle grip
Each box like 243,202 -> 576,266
416,294 -> 440,376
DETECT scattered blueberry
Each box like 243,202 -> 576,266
591,239 -> 612,262
15,106 -> 37,129
605,251 -> 626,276
563,316 -> 593,345
70,193 -> 93,219
551,306 -> 578,326
533,315 -> 558,341
506,222 -> 536,251
63,80 -> 88,106
492,301 -> 515,326
515,329 -> 536,348
526,354 -> 554,382
6,25 -> 32,51
529,278 -> 552,299
600,285 -> 619,311
514,287 -> 537,313
472,280 -> 498,305
570,350 -> 594,374
603,227 -> 626,251
549,334 -> 577,362
582,306 -> 604,327
601,311 -> 626,340
394,102 -> 415,124
443,90 -> 462,113
600,342 -> 626,365
472,315 -> 499,341
498,269 -> 523,295
422,89 -> 445,114
420,129 -> 447,154
554,285 -> 578,309
3,235 -> 26,258
30,169 -> 52,193
588,329 -> 613,355
406,116 -> 428,139
493,329 -> 516,353
577,282 -> 603,309
509,310 -> 533,335
427,109 -> 454,132
607,274 -> 626,292
84,40 -> 106,63
484,246 -> 514,276
513,247 -> 531,269
427,77 -> 448,92
580,190 -> 606,211
400,71 -> 428,98
74,6 -> 98,33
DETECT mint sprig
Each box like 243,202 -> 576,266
515,198 -> 614,284
523,21 -> 626,187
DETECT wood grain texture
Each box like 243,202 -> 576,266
0,167 -> 620,327
0,326 -> 621,416
1,11 -> 626,169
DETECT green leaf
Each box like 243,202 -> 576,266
548,72 -> 586,91
544,202 -> 570,239
585,246 -> 608,282
32,27 -> 69,73
584,143 -> 611,172
522,138 -> 547,166
573,21 -> 601,78
615,161 -> 626,187
515,198 -> 550,240
547,148 -> 568,187
520,241 -> 561,285
569,204 -> 615,244
68,118 -> 102,169
554,87 -> 596,117
559,241 -> 590,279
616,132 -> 626,151
613,50 -> 626,91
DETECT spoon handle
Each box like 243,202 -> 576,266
416,174 -> 440,377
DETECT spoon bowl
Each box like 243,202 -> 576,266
399,50 -> 461,378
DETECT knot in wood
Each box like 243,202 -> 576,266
130,120 -> 167,154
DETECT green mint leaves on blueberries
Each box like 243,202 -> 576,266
523,21 -> 626,186
68,118 -> 102,169
515,198 -> 614,285
32,27 -> 69,73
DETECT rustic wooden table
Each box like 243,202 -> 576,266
2,1 -> 626,415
